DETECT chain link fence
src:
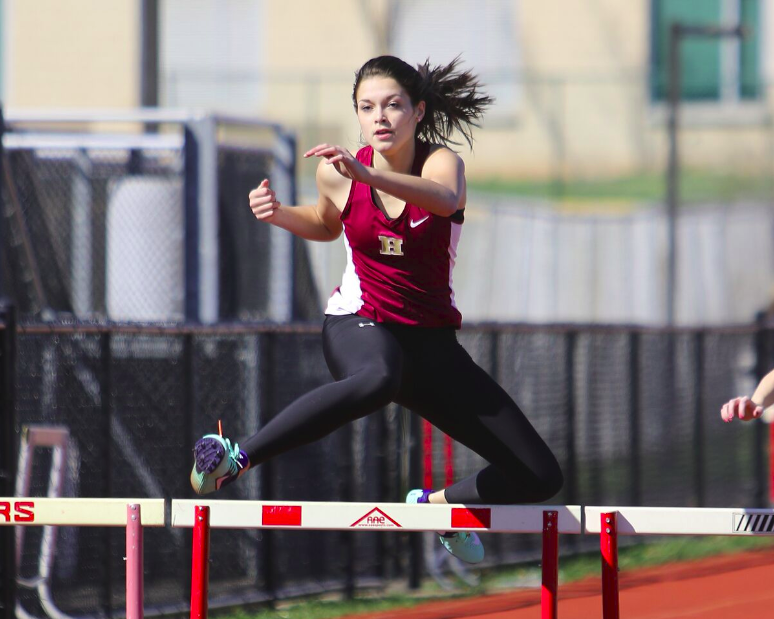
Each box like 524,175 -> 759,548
0,110 -> 318,324
2,318 -> 771,617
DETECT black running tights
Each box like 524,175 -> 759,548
240,314 -> 563,504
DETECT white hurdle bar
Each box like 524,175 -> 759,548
0,498 -> 165,619
172,500 -> 583,619
171,499 -> 583,533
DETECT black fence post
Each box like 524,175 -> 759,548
100,330 -> 114,617
564,331 -> 577,506
628,331 -> 641,506
183,332 -> 196,602
754,316 -> 771,507
258,332 -> 277,605
407,411 -> 422,590
0,303 -> 18,619
183,126 -> 200,323
693,331 -> 705,507
0,106 -> 7,301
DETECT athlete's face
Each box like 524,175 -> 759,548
355,77 -> 425,156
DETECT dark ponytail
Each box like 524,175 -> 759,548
353,55 -> 493,148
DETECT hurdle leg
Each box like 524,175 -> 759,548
541,510 -> 558,619
191,505 -> 211,619
601,511 -> 620,619
126,504 -> 144,619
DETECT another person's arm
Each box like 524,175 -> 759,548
720,369 -> 774,422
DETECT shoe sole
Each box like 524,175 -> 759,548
190,436 -> 229,495
194,437 -> 226,474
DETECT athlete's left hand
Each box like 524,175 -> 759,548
304,144 -> 366,182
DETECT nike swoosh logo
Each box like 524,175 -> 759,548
410,215 -> 430,228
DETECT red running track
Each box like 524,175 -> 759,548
342,547 -> 774,619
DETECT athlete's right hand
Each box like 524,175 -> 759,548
249,179 -> 281,222
720,396 -> 763,423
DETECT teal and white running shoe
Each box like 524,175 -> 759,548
190,431 -> 249,495
406,489 -> 485,564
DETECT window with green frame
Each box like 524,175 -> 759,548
651,0 -> 760,101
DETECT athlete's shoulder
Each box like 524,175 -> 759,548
422,144 -> 465,173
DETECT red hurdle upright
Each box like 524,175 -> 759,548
600,511 -> 620,619
541,510 -> 559,619
190,505 -> 211,619
126,504 -> 144,619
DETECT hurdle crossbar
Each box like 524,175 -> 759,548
173,500 -> 581,619
0,497 -> 165,526
585,506 -> 774,536
1,498 -> 165,619
171,499 -> 583,533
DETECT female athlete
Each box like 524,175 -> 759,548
190,55 -> 564,563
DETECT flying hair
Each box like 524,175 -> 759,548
353,55 -> 493,148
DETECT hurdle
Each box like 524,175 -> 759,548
171,500 -> 584,619
1,497 -> 166,619
586,506 -> 774,619
174,501 -> 774,619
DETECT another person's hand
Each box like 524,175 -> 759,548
249,179 -> 281,222
304,144 -> 366,182
720,396 -> 764,423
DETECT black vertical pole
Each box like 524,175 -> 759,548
183,332 -> 195,601
342,422 -> 355,600
140,0 -> 159,109
693,331 -> 705,507
564,331 -> 577,506
407,411 -> 422,590
754,316 -> 769,507
0,303 -> 17,619
100,331 -> 113,617
259,332 -> 277,605
0,106 -> 8,300
629,331 -> 641,506
665,23 -> 682,327
488,328 -> 504,564
183,127 -> 200,323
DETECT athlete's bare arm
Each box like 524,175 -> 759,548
305,144 -> 465,217
248,162 -> 347,242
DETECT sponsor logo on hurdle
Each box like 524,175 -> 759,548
0,500 -> 35,523
733,512 -> 774,534
351,507 -> 401,528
